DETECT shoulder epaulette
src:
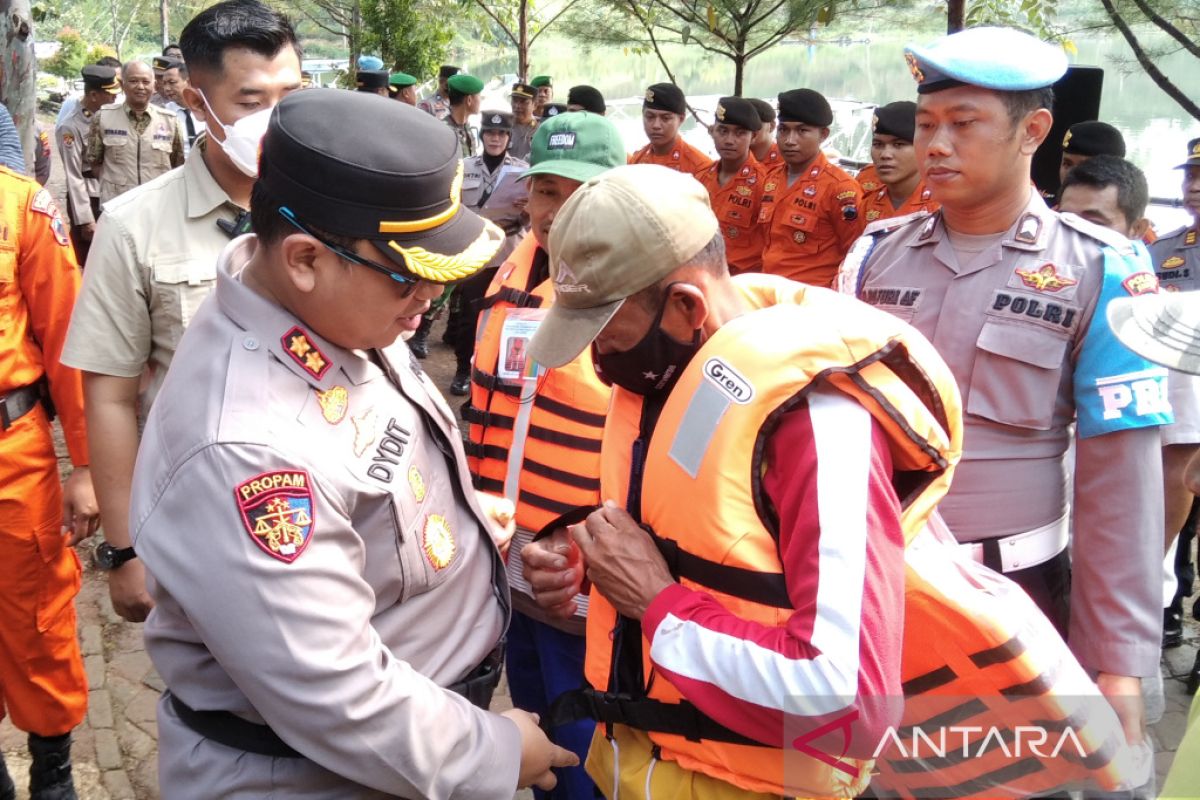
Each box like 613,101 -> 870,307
1059,211 -> 1136,257
863,208 -> 931,237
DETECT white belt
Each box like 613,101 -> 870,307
960,513 -> 1069,573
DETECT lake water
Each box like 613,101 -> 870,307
470,29 -> 1200,230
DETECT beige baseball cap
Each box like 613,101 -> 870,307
528,164 -> 719,369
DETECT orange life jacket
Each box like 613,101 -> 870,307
584,273 -> 963,797
464,234 -> 612,532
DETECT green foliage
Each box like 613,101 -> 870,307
965,0 -> 1073,46
360,0 -> 455,78
44,28 -> 88,80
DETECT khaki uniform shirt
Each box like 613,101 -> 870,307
447,115 -> 479,159
131,236 -> 516,798
839,191 -> 1171,677
509,120 -> 536,162
461,153 -> 528,269
85,102 -> 184,204
54,104 -> 99,227
61,146 -> 239,423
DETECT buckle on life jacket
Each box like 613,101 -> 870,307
542,688 -> 761,746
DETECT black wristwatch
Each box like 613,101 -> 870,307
94,541 -> 137,570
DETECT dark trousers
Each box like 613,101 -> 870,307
997,548 -> 1072,639
68,197 -> 101,267
453,267 -> 497,372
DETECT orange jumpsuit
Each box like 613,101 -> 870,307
861,181 -> 939,224
758,142 -> 782,170
693,157 -> 767,273
0,168 -> 88,737
855,162 -> 880,194
759,153 -> 865,287
628,136 -> 713,173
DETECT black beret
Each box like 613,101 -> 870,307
777,88 -> 832,127
259,91 -> 501,282
873,101 -> 917,142
567,85 -> 606,115
355,70 -> 389,91
748,98 -> 775,125
82,65 -> 120,92
714,96 -> 761,132
644,83 -> 685,115
438,65 -> 461,79
540,102 -> 569,119
481,110 -> 514,131
1062,121 -> 1126,158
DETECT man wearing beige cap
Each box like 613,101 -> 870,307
521,164 -> 961,798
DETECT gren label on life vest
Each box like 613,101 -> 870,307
703,358 -> 754,404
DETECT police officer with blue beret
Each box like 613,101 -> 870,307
840,26 -> 1170,763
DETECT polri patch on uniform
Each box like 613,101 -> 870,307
281,326 -> 332,380
423,514 -> 456,570
1014,263 -> 1077,293
1122,272 -> 1160,296
235,470 -> 315,564
316,385 -> 349,424
31,189 -> 58,218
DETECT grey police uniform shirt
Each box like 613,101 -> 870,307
1151,224 -> 1200,445
839,191 -> 1170,678
54,104 -> 99,227
130,236 -> 519,799
509,120 -> 536,163
461,152 -> 528,269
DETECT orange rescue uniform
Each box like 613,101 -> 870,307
628,136 -> 713,173
693,157 -> 767,274
759,153 -> 865,287
861,181 -> 939,224
0,168 -> 88,737
758,142 -> 782,170
855,162 -> 880,194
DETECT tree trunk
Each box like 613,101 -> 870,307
518,0 -> 529,81
733,52 -> 745,96
947,0 -> 965,33
0,0 -> 39,173
160,0 -> 169,48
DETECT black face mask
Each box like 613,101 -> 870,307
592,285 -> 702,398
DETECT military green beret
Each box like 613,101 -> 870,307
447,74 -> 484,95
530,75 -> 552,88
389,72 -> 418,88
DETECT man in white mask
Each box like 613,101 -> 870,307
62,0 -> 302,622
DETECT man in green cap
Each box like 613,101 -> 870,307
463,110 -> 626,799
530,75 -> 553,118
389,72 -> 418,106
447,73 -> 483,158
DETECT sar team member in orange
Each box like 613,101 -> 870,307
628,82 -> 713,173
748,98 -> 781,169
0,169 -> 99,800
694,96 -> 767,273
860,101 -> 938,224
759,88 -> 865,286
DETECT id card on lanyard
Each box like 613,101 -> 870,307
498,307 -> 547,382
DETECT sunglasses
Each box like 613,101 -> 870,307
278,206 -> 423,298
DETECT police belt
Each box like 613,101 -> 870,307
167,644 -> 505,759
958,512 -> 1069,574
0,379 -> 53,431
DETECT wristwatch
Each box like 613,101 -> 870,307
93,541 -> 137,570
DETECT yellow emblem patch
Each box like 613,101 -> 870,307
408,466 -> 426,502
716,103 -> 726,121
866,210 -> 882,221
422,514 -> 456,570
1015,263 -> 1078,293
316,386 -> 348,424
905,52 -> 925,84
1163,255 -> 1186,270
735,185 -> 752,197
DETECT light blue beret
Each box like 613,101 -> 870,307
357,55 -> 385,70
904,27 -> 1068,94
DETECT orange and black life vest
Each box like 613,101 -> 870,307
464,234 -> 612,533
580,273 -> 963,797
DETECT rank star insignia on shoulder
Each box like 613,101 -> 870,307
235,470 -> 315,564
282,326 -> 332,380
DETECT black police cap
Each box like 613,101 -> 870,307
778,88 -> 833,127
644,83 -> 685,115
152,55 -> 182,72
567,85 -> 606,115
82,65 -> 120,92
356,70 -> 389,91
259,91 -> 502,282
873,101 -> 917,142
1062,121 -> 1126,158
540,102 -> 569,119
482,110 -> 514,131
439,65 -> 461,79
748,98 -> 776,125
714,96 -> 761,132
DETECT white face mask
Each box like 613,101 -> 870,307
198,90 -> 272,177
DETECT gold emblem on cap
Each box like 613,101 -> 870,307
316,386 -> 349,424
645,89 -> 654,103
378,161 -> 464,236
1062,130 -> 1073,148
1192,141 -> 1200,156
389,220 -> 504,282
905,52 -> 925,84
716,103 -> 726,121
423,514 -> 456,570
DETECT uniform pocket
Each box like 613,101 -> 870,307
34,522 -> 82,634
152,254 -> 217,328
0,253 -> 15,333
102,133 -> 129,148
967,320 -> 1069,430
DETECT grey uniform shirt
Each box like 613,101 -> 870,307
840,191 -> 1170,678
509,121 -> 536,163
54,105 -> 99,226
461,153 -> 528,268
131,236 -> 518,799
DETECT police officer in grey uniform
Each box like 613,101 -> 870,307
129,90 -> 576,798
55,65 -> 118,263
840,27 -> 1170,751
